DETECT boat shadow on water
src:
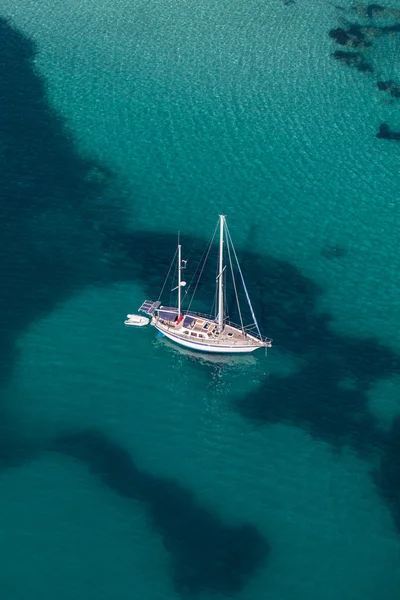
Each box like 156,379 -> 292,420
154,334 -> 259,367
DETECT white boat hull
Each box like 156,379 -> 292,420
156,326 -> 262,353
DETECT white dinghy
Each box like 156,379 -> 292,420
124,314 -> 150,327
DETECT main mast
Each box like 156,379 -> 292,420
178,235 -> 182,317
217,215 -> 225,332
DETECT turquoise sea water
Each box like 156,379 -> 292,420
1,1 -> 400,599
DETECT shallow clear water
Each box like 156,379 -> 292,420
1,1 -> 400,599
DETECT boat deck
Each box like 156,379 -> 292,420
152,313 -> 271,348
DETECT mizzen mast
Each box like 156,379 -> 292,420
178,234 -> 182,318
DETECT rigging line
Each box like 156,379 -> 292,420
170,256 -> 178,306
186,221 -> 219,313
225,223 -> 263,339
226,231 -> 244,332
185,221 -> 219,296
157,247 -> 178,302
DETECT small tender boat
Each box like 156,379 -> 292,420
124,314 -> 150,327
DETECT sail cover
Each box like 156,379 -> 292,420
158,306 -> 179,321
183,315 -> 196,328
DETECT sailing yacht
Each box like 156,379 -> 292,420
134,215 -> 272,354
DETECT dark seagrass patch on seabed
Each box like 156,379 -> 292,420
0,18 -> 125,386
52,430 -> 270,596
329,25 -> 372,49
373,417 -> 400,531
377,80 -> 400,98
329,4 -> 400,139
376,123 -> 400,140
332,49 -> 373,72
